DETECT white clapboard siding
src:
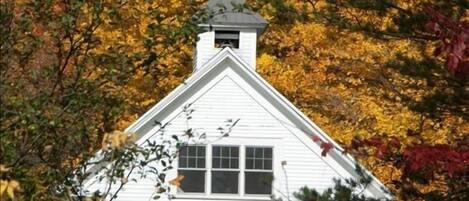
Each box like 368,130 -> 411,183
233,29 -> 257,69
86,67 -> 358,201
194,31 -> 216,70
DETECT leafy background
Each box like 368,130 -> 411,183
0,0 -> 467,200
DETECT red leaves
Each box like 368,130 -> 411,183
389,137 -> 401,148
402,144 -> 469,180
52,2 -> 66,14
32,24 -> 46,37
424,5 -> 469,78
348,135 -> 469,182
320,142 -> 333,157
312,135 -> 321,142
351,137 -> 401,158
311,135 -> 334,157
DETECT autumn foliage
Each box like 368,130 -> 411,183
1,0 -> 468,200
424,5 -> 469,77
1,0 -> 204,200
251,0 -> 468,200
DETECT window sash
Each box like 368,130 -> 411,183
211,170 -> 239,194
178,170 -> 206,193
179,145 -> 206,169
212,146 -> 239,169
244,171 -> 273,195
177,145 -> 274,197
244,147 -> 273,195
245,147 -> 273,170
178,146 -> 207,193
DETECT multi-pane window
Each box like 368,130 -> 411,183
212,146 -> 239,194
177,145 -> 273,196
178,146 -> 206,193
245,147 -> 273,194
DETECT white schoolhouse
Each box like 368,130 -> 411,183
84,0 -> 390,200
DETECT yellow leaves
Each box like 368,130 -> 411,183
169,175 -> 185,187
257,53 -> 279,74
116,113 -> 139,131
101,130 -> 135,151
258,53 -> 307,94
256,2 -> 458,169
140,98 -> 156,107
358,97 -> 420,138
0,165 -> 11,173
0,180 -> 20,199
373,162 -> 402,181
0,166 -> 18,199
256,3 -> 276,21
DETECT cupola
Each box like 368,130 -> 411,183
194,0 -> 268,71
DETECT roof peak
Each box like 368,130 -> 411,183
202,0 -> 268,31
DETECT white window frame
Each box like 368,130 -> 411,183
175,138 -> 280,200
210,145 -> 240,195
177,145 -> 207,195
244,146 -> 274,195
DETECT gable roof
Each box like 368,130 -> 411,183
124,47 -> 391,199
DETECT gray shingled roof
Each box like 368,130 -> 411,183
205,0 -> 268,28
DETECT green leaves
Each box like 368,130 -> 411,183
293,178 -> 386,201
0,0 -> 205,199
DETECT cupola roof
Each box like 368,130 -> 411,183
204,0 -> 268,32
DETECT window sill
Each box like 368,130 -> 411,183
174,194 -> 272,200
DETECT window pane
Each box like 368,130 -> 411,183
212,158 -> 220,168
178,170 -> 205,193
188,158 -> 196,167
246,148 -> 254,158
180,147 -> 188,157
255,148 -> 263,158
245,172 -> 273,194
189,146 -> 197,156
264,148 -> 272,158
212,146 -> 239,169
213,147 -> 220,156
264,159 -> 272,170
212,171 -> 239,194
231,159 -> 238,169
246,159 -> 253,169
179,157 -> 187,168
246,147 -> 273,170
197,158 -> 205,168
198,147 -> 205,156
179,146 -> 205,168
222,147 -> 229,157
222,159 -> 230,168
231,147 -> 239,157
255,159 -> 262,169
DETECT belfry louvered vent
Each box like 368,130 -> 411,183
215,31 -> 240,49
